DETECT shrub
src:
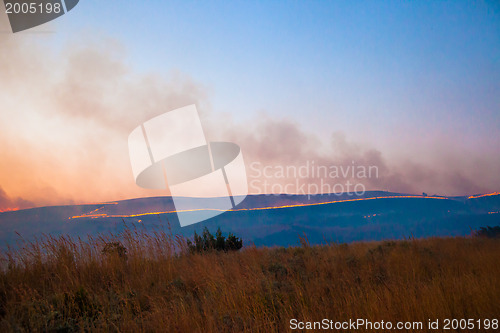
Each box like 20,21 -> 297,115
186,227 -> 243,253
475,225 -> 500,238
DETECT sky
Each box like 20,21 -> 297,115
0,1 -> 499,211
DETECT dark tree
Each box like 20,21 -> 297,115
225,233 -> 243,251
187,227 -> 243,253
215,227 -> 226,251
475,226 -> 500,238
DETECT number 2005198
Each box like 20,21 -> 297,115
443,319 -> 498,330
5,2 -> 62,14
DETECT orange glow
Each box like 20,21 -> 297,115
84,207 -> 105,215
468,192 -> 500,199
70,210 -> 177,220
0,207 -> 20,213
68,194 -> 448,220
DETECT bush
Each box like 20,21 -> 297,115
475,226 -> 500,238
186,227 -> 242,253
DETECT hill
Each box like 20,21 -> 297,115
0,191 -> 499,249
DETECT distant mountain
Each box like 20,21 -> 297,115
0,191 -> 499,249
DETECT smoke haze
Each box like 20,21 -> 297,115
0,13 -> 498,211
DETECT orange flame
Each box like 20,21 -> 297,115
468,192 -> 500,199
0,207 -> 20,213
68,194 -> 448,220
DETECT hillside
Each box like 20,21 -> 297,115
0,192 -> 499,249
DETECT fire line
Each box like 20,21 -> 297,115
68,194 -> 454,220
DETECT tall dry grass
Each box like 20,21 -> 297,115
0,227 -> 498,332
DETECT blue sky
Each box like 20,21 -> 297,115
53,0 -> 499,151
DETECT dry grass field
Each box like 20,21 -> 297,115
0,227 -> 498,332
